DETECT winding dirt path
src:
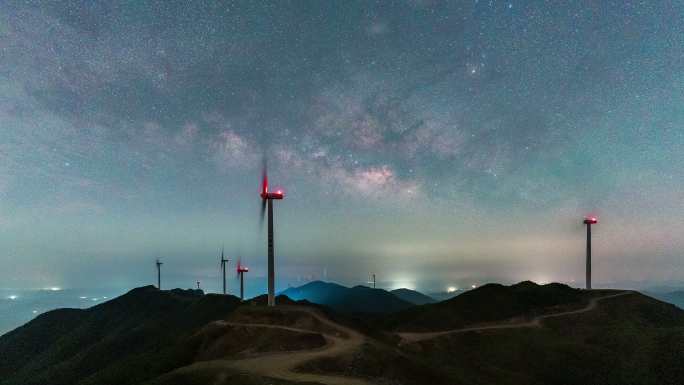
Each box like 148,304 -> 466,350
172,306 -> 372,385
399,291 -> 633,344
168,293 -> 633,383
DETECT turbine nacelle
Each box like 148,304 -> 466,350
583,216 -> 598,225
260,161 -> 285,200
261,190 -> 284,200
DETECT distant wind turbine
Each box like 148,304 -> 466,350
368,273 -> 376,289
219,246 -> 230,295
156,258 -> 163,289
236,258 -> 249,301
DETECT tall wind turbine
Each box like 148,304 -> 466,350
583,216 -> 598,289
236,258 -> 249,301
220,247 -> 230,295
156,258 -> 163,289
259,160 -> 284,307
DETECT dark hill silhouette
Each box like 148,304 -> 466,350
382,281 -> 591,331
1,283 -> 683,385
391,288 -> 437,305
0,286 -> 241,385
394,288 -> 684,385
280,281 -> 414,314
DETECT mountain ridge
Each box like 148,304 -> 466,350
2,282 -> 683,385
390,288 -> 437,305
280,280 -> 415,314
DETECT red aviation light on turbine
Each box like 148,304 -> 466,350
583,216 -> 598,224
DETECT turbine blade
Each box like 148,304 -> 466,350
260,197 -> 266,226
259,157 -> 268,227
261,157 -> 268,195
236,257 -> 241,279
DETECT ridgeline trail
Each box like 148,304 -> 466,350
168,292 -> 633,384
171,306 -> 372,385
398,291 -> 634,344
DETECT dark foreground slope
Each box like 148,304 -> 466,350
1,282 -> 683,385
382,281 -> 587,331
281,281 -> 414,314
390,282 -> 684,385
0,286 -> 241,385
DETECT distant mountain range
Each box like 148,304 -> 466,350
390,288 -> 437,305
280,281 -> 417,313
2,282 -> 683,385
426,290 -> 461,302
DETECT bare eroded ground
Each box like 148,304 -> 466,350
166,292 -> 634,384
170,305 -> 372,385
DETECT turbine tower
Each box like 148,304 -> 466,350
156,258 -> 163,289
368,273 -> 376,289
237,258 -> 249,301
220,247 -> 230,295
259,160 -> 284,307
583,216 -> 598,290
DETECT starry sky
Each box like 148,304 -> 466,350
1,1 -> 683,294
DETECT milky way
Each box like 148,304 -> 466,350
1,1 -> 683,293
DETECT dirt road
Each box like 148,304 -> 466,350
172,306 -> 372,385
399,291 -> 633,344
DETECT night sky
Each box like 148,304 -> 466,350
1,1 -> 683,294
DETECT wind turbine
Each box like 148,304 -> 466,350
156,258 -> 163,289
236,258 -> 249,301
368,273 -> 376,289
219,246 -> 230,295
259,160 -> 284,307
583,216 -> 598,290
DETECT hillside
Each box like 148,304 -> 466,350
381,281 -> 590,332
281,281 -> 414,314
0,286 -> 241,385
2,283 -> 684,385
391,288 -> 437,305
396,289 -> 684,385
